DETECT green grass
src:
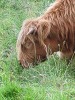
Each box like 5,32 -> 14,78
0,0 -> 75,100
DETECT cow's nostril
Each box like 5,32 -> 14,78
18,60 -> 21,65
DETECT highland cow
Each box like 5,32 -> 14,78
16,0 -> 75,68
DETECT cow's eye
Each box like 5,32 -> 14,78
25,41 -> 33,49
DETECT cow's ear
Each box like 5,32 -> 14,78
37,20 -> 50,40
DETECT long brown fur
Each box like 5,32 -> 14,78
16,0 -> 75,68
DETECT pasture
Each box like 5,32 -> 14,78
0,0 -> 75,99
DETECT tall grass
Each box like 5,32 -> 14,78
0,0 -> 75,100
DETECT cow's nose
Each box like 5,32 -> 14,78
18,60 -> 30,68
18,60 -> 22,65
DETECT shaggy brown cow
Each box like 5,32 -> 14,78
16,0 -> 75,68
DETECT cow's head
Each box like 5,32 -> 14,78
16,19 -> 59,68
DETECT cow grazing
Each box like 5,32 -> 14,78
16,0 -> 75,68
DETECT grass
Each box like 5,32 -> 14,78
0,0 -> 75,100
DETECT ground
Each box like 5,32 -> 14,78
0,0 -> 75,100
